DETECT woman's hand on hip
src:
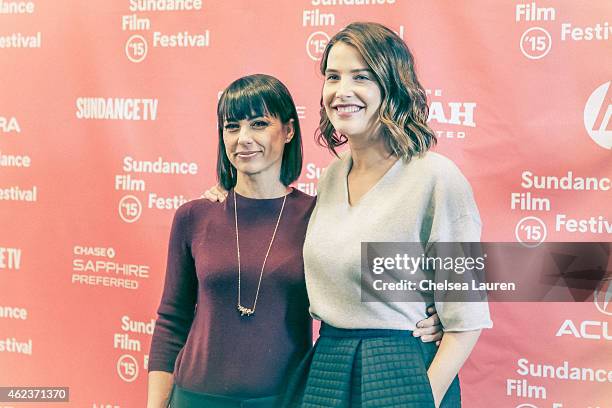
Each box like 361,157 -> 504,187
413,305 -> 443,346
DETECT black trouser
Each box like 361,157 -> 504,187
169,385 -> 280,408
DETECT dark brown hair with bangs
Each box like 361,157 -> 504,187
317,22 -> 436,159
216,74 -> 303,190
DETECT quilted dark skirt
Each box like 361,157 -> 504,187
281,323 -> 461,408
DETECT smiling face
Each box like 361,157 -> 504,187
222,115 -> 294,183
322,42 -> 382,141
216,74 -> 303,191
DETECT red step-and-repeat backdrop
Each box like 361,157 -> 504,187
1,1 -> 611,407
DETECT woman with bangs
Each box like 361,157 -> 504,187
147,74 -> 314,408
204,22 -> 492,408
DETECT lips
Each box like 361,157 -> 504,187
332,104 -> 364,115
235,151 -> 261,158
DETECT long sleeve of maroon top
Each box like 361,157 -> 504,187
148,189 -> 315,398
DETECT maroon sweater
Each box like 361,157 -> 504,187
149,189 -> 315,398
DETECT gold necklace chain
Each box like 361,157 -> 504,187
234,190 -> 287,317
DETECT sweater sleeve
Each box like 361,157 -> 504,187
427,215 -> 493,332
148,202 -> 198,372
425,167 -> 493,332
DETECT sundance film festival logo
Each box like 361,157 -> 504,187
116,354 -> 139,382
520,27 -> 552,59
584,81 -> 612,149
306,31 -> 330,61
118,195 -> 142,223
125,34 -> 148,63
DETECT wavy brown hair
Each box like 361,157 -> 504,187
317,22 -> 436,159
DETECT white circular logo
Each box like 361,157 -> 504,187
125,35 -> 148,63
306,31 -> 330,61
515,216 -> 547,247
119,195 -> 142,223
520,27 -> 552,60
117,354 -> 139,382
594,280 -> 612,316
584,81 -> 612,150
516,404 -> 538,408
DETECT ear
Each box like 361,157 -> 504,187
284,118 -> 295,144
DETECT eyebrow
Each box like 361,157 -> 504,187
224,115 -> 269,122
325,68 -> 373,74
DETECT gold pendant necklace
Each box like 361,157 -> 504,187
234,190 -> 287,317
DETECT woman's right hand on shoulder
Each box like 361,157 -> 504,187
200,184 -> 228,202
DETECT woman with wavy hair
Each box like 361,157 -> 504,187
202,22 -> 490,407
280,22 -> 492,408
